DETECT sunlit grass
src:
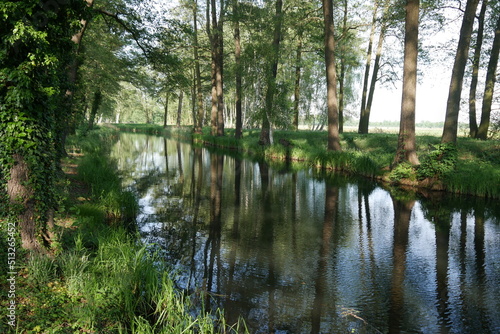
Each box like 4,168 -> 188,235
112,123 -> 500,198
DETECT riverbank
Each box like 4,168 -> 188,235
113,123 -> 500,199
0,128 -> 246,333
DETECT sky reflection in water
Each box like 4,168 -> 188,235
112,133 -> 500,334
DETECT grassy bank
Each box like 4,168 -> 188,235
114,124 -> 500,198
0,128 -> 246,333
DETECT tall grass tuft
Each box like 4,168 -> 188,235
59,128 -> 246,332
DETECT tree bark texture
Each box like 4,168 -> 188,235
358,0 -> 379,134
468,0 -> 488,138
163,92 -> 169,127
193,0 -> 204,133
234,0 -> 243,138
259,0 -> 283,145
7,154 -> 45,252
293,30 -> 303,131
441,0 -> 480,144
323,0 -> 342,151
394,0 -> 419,166
208,0 -> 224,136
177,90 -> 184,127
88,90 -> 102,131
477,12 -> 500,139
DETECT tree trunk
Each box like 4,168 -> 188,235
338,0 -> 348,134
88,90 -> 102,131
234,0 -> 243,138
163,92 -> 169,128
441,0 -> 480,144
393,0 -> 419,166
358,0 -> 379,134
193,0 -> 204,133
293,30 -> 303,131
364,22 -> 387,132
177,90 -> 184,127
477,12 -> 500,140
216,13 -> 225,137
469,0 -> 488,138
208,0 -> 225,136
323,0 -> 342,151
259,0 -> 283,146
7,154 -> 46,252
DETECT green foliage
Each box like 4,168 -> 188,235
0,0 -> 86,248
0,128 -> 245,333
416,143 -> 458,180
389,162 -> 416,182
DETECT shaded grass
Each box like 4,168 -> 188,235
0,127 -> 246,333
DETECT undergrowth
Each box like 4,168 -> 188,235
0,127 -> 247,333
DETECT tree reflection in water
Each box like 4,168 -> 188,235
111,133 -> 500,334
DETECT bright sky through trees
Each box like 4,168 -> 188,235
152,0 -> 489,124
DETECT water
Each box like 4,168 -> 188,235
111,133 -> 500,333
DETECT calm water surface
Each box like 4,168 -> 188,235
111,133 -> 500,333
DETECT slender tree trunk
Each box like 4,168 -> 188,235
191,74 -> 197,128
208,0 -> 217,135
469,0 -> 488,138
234,0 -> 243,138
358,0 -> 379,134
216,6 -> 225,137
393,0 -> 419,166
293,30 -> 303,131
177,90 -> 184,127
193,0 -> 204,133
88,90 -> 102,131
365,22 -> 387,130
477,12 -> 500,139
259,0 -> 283,145
323,0 -> 342,151
338,0 -> 348,134
441,0 -> 480,144
163,92 -> 169,128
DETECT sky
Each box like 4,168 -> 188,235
371,68 -> 451,123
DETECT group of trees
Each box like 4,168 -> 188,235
1,0 -> 500,252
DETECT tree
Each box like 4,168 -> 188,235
441,0 -> 481,144
358,0 -> 390,134
476,11 -> 500,139
468,0 -> 488,138
259,0 -> 284,145
207,0 -> 226,136
233,0 -> 243,138
393,0 -> 419,166
0,0 -> 86,252
358,0 -> 379,134
192,0 -> 205,133
322,0 -> 342,151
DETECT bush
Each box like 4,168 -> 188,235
416,143 -> 457,180
389,162 -> 416,182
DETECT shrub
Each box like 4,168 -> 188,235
416,143 -> 457,180
389,162 -> 416,182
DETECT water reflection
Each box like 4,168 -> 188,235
112,133 -> 500,333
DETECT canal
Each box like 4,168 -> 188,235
111,133 -> 500,333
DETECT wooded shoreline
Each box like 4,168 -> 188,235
113,123 -> 500,199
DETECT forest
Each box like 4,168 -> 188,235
1,0 -> 500,332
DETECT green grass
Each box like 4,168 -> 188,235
0,127 -> 246,333
113,124 -> 500,198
